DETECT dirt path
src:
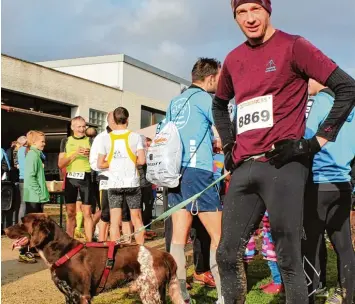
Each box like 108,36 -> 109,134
1,235 -> 192,304
2,236 -> 62,304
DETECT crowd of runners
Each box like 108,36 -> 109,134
2,0 -> 355,303
58,111 -> 158,247
1,118 -> 158,262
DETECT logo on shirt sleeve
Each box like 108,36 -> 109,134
265,60 -> 276,73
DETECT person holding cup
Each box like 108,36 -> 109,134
58,116 -> 94,241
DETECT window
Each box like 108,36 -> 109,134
89,109 -> 107,133
141,106 -> 166,129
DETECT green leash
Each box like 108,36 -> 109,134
115,172 -> 230,244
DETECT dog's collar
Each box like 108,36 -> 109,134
51,243 -> 85,270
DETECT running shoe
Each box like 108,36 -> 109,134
74,228 -> 86,239
29,247 -> 41,258
259,281 -> 273,290
193,271 -> 216,288
262,283 -> 284,295
325,288 -> 343,304
145,230 -> 157,237
19,252 -> 37,264
184,299 -> 196,304
144,232 -> 154,240
315,287 -> 329,298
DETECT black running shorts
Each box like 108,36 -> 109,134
65,173 -> 92,205
91,180 -> 101,212
98,176 -> 110,222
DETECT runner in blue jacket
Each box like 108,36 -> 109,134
302,79 -> 355,304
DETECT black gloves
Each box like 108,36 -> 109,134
223,142 -> 235,172
265,137 -> 321,169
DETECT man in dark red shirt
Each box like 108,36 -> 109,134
212,1 -> 355,303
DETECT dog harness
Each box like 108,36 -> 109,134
52,241 -> 117,294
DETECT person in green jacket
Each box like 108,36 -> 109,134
19,131 -> 49,263
24,131 -> 49,210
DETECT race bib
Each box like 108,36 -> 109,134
237,95 -> 273,135
109,179 -> 124,189
67,172 -> 85,180
99,180 -> 109,190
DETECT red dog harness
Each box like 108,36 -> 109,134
52,241 -> 117,293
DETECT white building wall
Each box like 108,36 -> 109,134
121,90 -> 168,132
117,62 -> 124,91
1,55 -> 169,132
37,55 -> 189,103
55,62 -> 121,89
1,55 -> 124,117
122,62 -> 182,103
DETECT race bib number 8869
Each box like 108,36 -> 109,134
237,95 -> 273,135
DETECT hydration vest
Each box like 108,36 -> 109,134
107,131 -> 139,189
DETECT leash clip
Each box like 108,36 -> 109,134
190,200 -> 199,216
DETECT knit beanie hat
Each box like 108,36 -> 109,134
231,0 -> 272,17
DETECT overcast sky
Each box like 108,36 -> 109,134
2,0 -> 355,80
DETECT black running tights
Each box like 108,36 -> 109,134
302,183 -> 355,304
216,160 -> 309,304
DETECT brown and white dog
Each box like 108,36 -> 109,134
5,213 -> 184,304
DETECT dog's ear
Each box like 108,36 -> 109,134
22,213 -> 48,234
30,219 -> 50,248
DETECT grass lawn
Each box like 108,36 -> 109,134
92,247 -> 340,304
